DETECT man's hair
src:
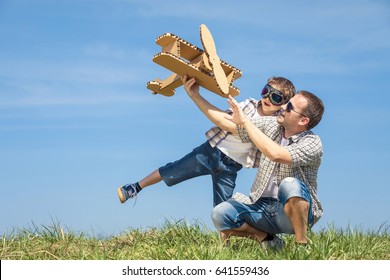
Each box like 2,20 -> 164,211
299,90 -> 325,130
268,76 -> 296,102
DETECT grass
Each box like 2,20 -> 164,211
1,220 -> 389,260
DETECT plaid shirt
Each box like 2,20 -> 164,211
234,116 -> 324,224
206,98 -> 268,168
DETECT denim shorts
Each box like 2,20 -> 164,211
159,141 -> 243,206
211,177 -> 314,234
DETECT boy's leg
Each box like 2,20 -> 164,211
138,169 -> 162,188
158,141 -> 217,186
118,141 -> 218,203
118,170 -> 162,204
211,154 -> 242,206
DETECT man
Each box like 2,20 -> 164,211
211,92 -> 324,247
117,76 -> 295,207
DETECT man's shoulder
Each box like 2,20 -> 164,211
292,130 -> 323,150
298,130 -> 322,143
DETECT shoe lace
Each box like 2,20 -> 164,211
129,184 -> 138,207
132,193 -> 137,207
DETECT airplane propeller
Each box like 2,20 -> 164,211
200,24 -> 229,95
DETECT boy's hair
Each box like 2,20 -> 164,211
267,77 -> 296,102
298,90 -> 325,130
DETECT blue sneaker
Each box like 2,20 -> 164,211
117,183 -> 139,204
261,235 -> 283,251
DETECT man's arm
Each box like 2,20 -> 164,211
182,75 -> 238,134
226,95 -> 292,165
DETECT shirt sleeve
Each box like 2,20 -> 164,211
237,116 -> 277,143
236,124 -> 252,142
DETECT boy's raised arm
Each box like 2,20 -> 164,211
182,75 -> 238,134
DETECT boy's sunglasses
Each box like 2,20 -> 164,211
285,101 -> 308,118
261,84 -> 285,106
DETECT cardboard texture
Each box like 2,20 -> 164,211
147,24 -> 242,98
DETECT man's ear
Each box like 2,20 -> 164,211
299,117 -> 310,127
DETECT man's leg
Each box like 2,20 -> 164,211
220,222 -> 268,244
278,177 -> 313,244
211,199 -> 269,245
283,197 -> 309,243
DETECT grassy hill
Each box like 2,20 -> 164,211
1,221 -> 389,260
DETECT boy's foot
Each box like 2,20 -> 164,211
261,234 -> 283,251
117,183 -> 139,203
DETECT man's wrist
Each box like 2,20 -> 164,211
239,117 -> 250,127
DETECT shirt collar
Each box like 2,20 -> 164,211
280,127 -> 312,144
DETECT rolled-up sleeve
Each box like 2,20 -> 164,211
237,116 -> 279,143
236,124 -> 252,142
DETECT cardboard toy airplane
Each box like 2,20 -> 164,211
147,24 -> 242,98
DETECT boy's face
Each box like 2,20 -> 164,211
259,83 -> 286,116
260,97 -> 282,116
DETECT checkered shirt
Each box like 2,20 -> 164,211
234,116 -> 324,224
205,98 -> 269,168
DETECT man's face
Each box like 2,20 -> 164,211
277,95 -> 308,127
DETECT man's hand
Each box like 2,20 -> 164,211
182,75 -> 200,99
225,95 -> 249,125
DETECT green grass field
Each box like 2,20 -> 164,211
1,220 -> 389,260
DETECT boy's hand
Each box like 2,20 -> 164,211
182,75 -> 200,99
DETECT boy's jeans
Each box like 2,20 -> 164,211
159,141 -> 243,206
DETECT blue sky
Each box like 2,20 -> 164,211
0,0 -> 389,237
